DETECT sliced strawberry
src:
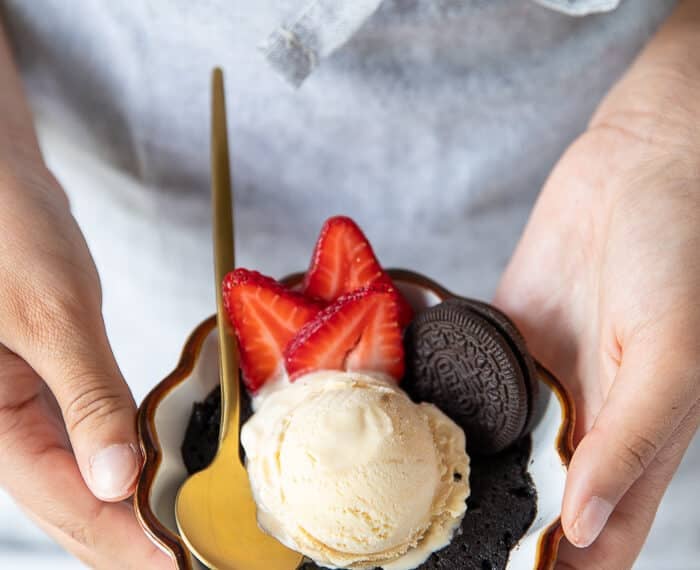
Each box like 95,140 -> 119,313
304,216 -> 384,300
223,268 -> 321,392
284,284 -> 405,382
303,216 -> 413,325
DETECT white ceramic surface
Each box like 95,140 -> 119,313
137,277 -> 572,570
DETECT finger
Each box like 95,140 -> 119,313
0,368 -> 174,569
7,282 -> 142,502
7,448 -> 174,570
561,335 -> 699,548
27,501 -> 175,570
556,401 -> 699,569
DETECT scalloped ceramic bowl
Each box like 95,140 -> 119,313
135,270 -> 574,570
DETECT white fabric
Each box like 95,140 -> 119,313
263,0 -> 385,86
1,0 -> 697,568
533,0 -> 622,16
264,0 -> 625,86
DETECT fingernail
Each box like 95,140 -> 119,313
89,443 -> 141,500
571,496 -> 613,548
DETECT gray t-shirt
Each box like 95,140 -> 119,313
2,1 -> 697,568
1,0 -> 675,393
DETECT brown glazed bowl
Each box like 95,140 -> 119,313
135,269 -> 575,570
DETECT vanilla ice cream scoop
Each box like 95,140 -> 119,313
241,371 -> 470,569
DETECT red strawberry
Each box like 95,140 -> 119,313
284,284 -> 405,381
303,216 -> 413,326
223,268 -> 321,392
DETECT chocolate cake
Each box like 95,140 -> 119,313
181,385 -> 253,473
181,387 -> 537,570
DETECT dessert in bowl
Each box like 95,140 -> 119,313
135,217 -> 575,570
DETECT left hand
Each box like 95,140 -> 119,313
495,95 -> 699,567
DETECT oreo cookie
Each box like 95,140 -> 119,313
454,299 -> 539,436
403,300 -> 530,454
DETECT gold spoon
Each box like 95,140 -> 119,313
175,68 -> 304,570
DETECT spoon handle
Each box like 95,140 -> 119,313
211,68 -> 240,447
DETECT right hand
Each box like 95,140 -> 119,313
0,164 -> 173,568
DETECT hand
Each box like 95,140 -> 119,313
495,104 -> 699,566
0,165 -> 173,569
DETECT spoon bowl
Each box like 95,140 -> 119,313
175,377 -> 303,570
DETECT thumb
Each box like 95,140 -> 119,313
561,333 -> 699,548
17,293 -> 142,502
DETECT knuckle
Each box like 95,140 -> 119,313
63,378 -> 130,435
616,432 -> 659,477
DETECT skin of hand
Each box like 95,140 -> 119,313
0,27 -> 174,570
495,3 -> 700,568
0,167 -> 175,570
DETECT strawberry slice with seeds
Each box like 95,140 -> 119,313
304,216 -> 385,299
223,268 -> 321,392
284,284 -> 405,381
303,216 -> 413,326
